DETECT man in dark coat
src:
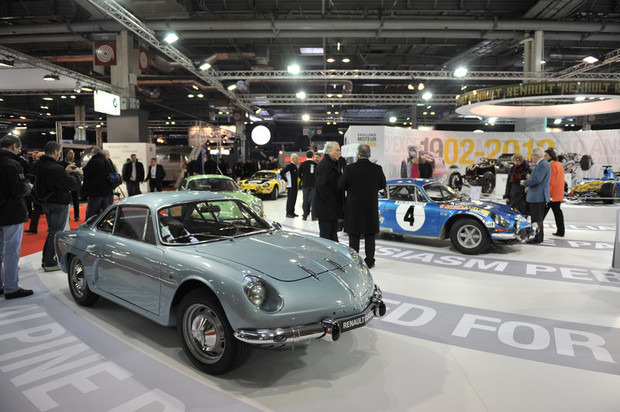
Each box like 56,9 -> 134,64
280,153 -> 300,218
0,134 -> 33,299
298,150 -> 318,221
338,144 -> 386,269
58,149 -> 80,221
314,142 -> 344,242
82,147 -> 114,220
418,156 -> 434,179
32,141 -> 82,271
121,154 -> 145,196
145,157 -> 166,192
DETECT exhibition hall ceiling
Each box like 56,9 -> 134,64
1,0 -> 620,132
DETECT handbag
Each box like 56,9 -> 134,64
105,160 -> 123,188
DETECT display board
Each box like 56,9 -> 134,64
344,127 -> 620,181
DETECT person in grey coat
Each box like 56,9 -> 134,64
338,144 -> 386,268
521,147 -> 551,244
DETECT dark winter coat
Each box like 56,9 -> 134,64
0,149 -> 31,226
122,160 -> 145,182
298,159 -> 318,188
503,161 -> 531,215
280,161 -> 299,189
31,155 -> 81,205
145,164 -> 166,182
313,156 -> 344,220
338,158 -> 386,235
82,153 -> 113,198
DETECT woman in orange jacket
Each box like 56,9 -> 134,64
543,148 -> 565,237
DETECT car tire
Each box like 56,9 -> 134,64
68,256 -> 99,306
482,171 -> 495,193
270,185 -> 279,200
600,182 -> 618,204
450,218 -> 489,255
449,172 -> 463,191
178,289 -> 244,375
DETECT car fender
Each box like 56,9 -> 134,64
440,212 -> 489,240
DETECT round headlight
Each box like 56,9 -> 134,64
251,198 -> 262,212
263,182 -> 270,187
492,213 -> 510,228
243,276 -> 267,308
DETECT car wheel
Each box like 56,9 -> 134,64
178,290 -> 244,375
449,172 -> 463,191
270,185 -> 279,200
600,182 -> 618,204
68,256 -> 99,306
450,219 -> 489,255
482,171 -> 495,193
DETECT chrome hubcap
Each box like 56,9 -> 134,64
457,225 -> 482,248
184,303 -> 225,364
70,261 -> 85,297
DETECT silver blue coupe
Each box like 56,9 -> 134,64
379,179 -> 534,254
55,191 -> 385,375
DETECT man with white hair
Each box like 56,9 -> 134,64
314,142 -> 344,241
280,153 -> 300,218
521,147 -> 551,244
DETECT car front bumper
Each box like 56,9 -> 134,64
234,285 -> 386,344
491,226 -> 535,242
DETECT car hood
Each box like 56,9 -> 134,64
191,231 -> 368,284
245,178 -> 274,184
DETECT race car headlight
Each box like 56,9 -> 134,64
243,275 -> 283,312
251,198 -> 263,212
263,182 -> 270,187
491,213 -> 510,228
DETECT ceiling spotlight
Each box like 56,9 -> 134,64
326,57 -> 335,63
199,61 -> 211,71
582,56 -> 599,64
163,32 -> 179,44
302,113 -> 310,121
42,96 -> 54,101
417,82 -> 425,91
227,84 -> 237,91
422,91 -> 433,100
554,118 -> 562,125
43,73 -> 60,81
407,84 -> 415,90
296,91 -> 307,99
389,116 -> 397,123
454,67 -> 468,78
342,58 -> 351,63
287,64 -> 301,74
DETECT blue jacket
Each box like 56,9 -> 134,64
523,158 -> 551,203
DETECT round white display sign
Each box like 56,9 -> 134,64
395,203 -> 426,232
251,125 -> 271,145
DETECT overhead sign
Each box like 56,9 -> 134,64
94,90 -> 121,116
138,48 -> 149,73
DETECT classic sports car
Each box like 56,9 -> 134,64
379,179 -> 534,254
179,174 -> 264,215
567,165 -> 620,204
56,191 -> 385,375
237,169 -> 287,200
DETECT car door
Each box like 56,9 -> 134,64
384,185 -> 438,237
95,205 -> 163,315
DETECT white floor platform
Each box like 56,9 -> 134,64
2,196 -> 619,412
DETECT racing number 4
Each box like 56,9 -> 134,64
404,205 -> 415,226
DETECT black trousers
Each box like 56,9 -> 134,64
286,187 -> 298,215
126,180 -> 141,196
302,187 -> 315,219
528,201 -> 545,243
318,218 -> 339,242
70,189 -> 80,219
349,233 -> 376,266
544,201 -> 565,236
149,179 -> 163,192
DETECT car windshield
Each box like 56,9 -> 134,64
187,178 -> 238,192
423,183 -> 459,202
158,199 -> 270,245
252,172 -> 276,180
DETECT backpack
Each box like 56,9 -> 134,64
106,160 -> 123,189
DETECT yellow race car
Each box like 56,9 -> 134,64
238,169 -> 287,200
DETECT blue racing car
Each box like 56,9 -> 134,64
378,179 -> 534,254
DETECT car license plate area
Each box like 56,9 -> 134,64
339,310 -> 375,333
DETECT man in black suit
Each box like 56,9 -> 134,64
145,157 -> 166,192
122,154 -> 145,196
338,144 -> 386,269
298,150 -> 318,220
280,153 -> 299,218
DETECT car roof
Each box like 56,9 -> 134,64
114,191 -> 235,209
187,174 -> 233,181
386,178 -> 434,187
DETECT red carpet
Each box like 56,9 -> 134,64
20,204 -> 88,257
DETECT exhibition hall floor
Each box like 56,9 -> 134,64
2,196 -> 619,412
